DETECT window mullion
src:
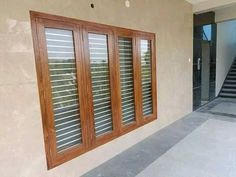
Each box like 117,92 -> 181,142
110,33 -> 122,134
133,36 -> 143,125
80,27 -> 96,147
73,26 -> 92,149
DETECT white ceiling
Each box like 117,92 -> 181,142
186,0 -> 236,12
186,0 -> 209,5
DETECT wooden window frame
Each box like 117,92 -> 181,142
114,29 -> 138,134
137,33 -> 157,122
30,11 -> 157,169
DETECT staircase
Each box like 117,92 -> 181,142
219,58 -> 236,98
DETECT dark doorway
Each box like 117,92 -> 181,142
193,12 -> 217,110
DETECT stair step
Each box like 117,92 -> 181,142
225,80 -> 236,83
231,69 -> 236,72
227,76 -> 236,79
228,73 -> 236,76
223,84 -> 236,89
222,88 -> 236,93
219,93 -> 236,98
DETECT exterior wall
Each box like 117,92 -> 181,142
216,20 -> 236,95
215,4 -> 236,22
0,0 -> 193,176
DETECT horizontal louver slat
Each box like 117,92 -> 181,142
119,37 -> 135,125
88,33 -> 113,136
141,40 -> 153,117
45,28 -> 82,152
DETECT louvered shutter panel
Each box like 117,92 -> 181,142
88,33 -> 113,136
141,40 -> 153,116
45,28 -> 82,152
118,37 -> 135,125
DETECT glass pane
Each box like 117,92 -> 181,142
141,40 -> 153,116
88,33 -> 113,136
203,24 -> 212,41
118,37 -> 135,125
45,28 -> 82,152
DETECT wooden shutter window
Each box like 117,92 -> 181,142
31,11 -> 157,169
88,33 -> 113,136
45,28 -> 82,152
140,39 -> 153,117
118,37 -> 136,125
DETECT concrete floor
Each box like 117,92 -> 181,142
84,98 -> 236,177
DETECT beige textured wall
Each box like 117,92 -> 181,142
0,0 -> 193,176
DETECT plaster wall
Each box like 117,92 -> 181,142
0,0 -> 193,176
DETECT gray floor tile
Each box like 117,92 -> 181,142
83,115 -> 208,177
83,97 -> 236,177
198,98 -> 236,119
136,119 -> 236,177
